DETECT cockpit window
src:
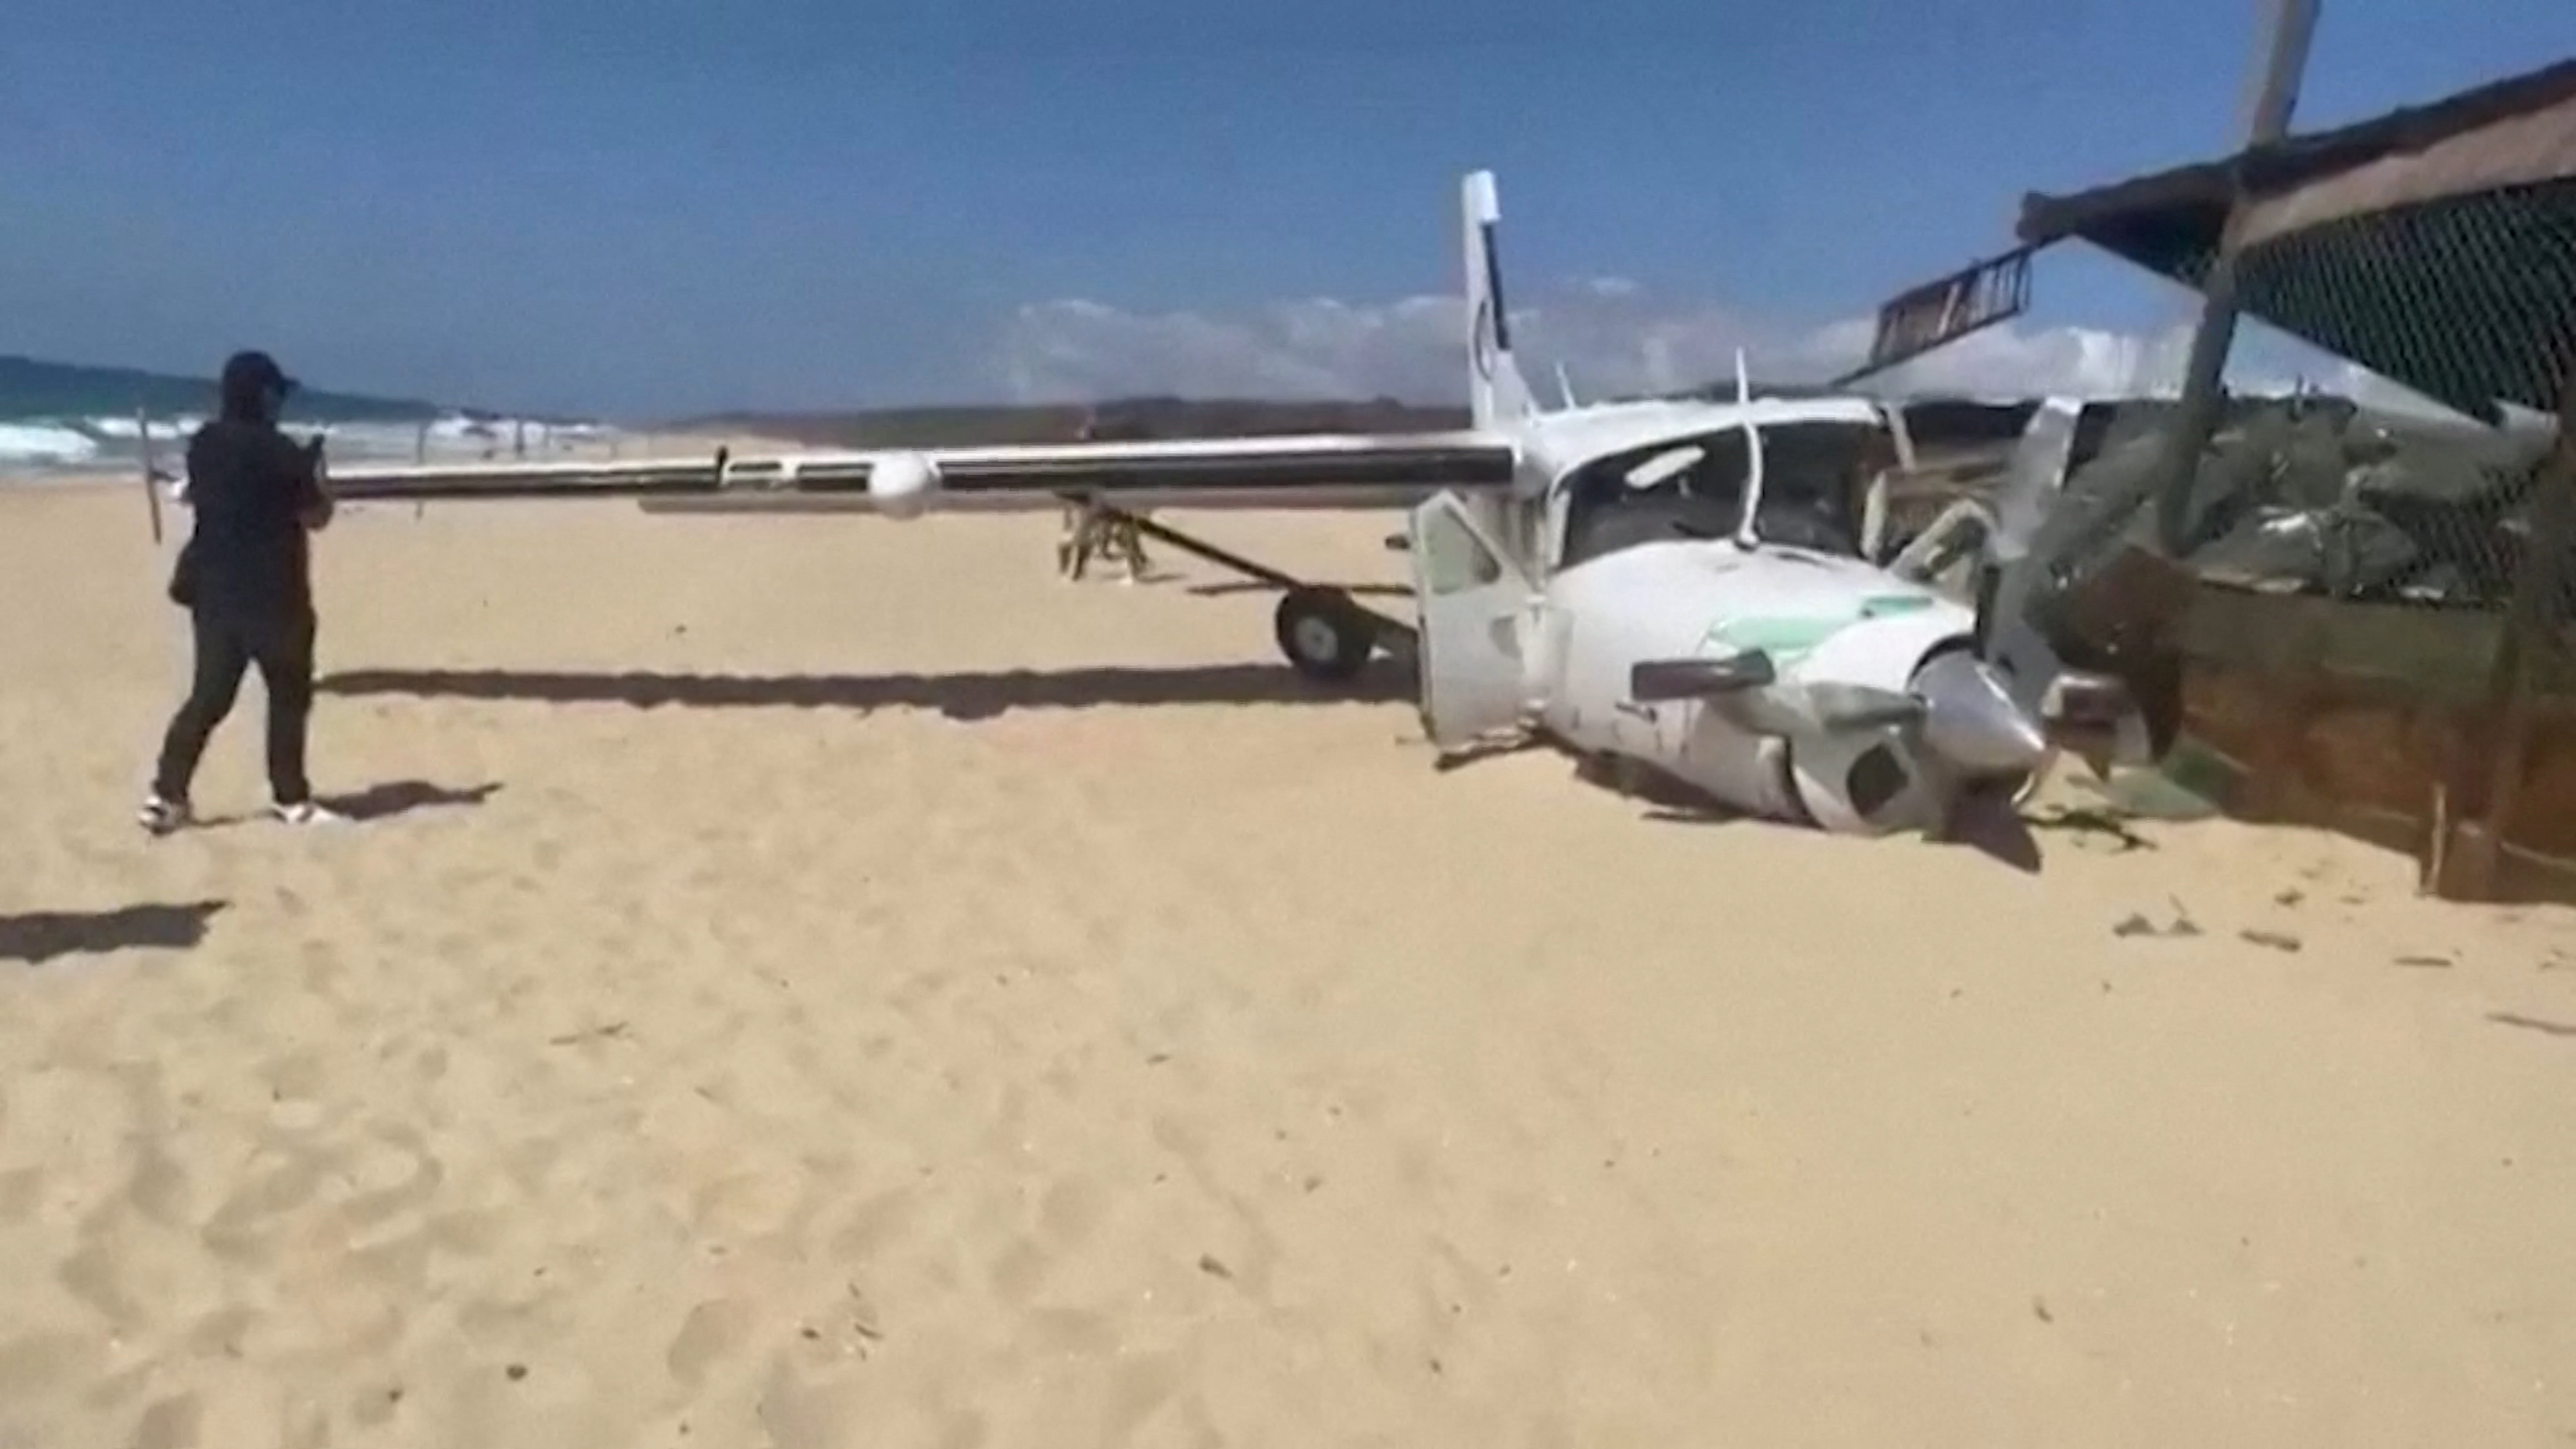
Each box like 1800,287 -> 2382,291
1558,418 -> 1884,568
1760,421 -> 1892,501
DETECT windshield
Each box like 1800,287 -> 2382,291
1559,418 -> 1892,567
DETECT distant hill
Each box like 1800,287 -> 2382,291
0,354 -> 446,423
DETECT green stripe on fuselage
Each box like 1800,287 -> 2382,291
1708,593 -> 1935,664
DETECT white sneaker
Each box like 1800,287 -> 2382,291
138,795 -> 193,835
271,799 -> 347,825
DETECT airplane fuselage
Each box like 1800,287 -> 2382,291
1406,391 -> 2060,836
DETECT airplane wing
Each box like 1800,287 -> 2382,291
324,430 -> 1518,515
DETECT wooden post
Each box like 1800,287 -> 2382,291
137,407 -> 164,545
2146,0 -> 2320,554
2430,366 -> 2576,899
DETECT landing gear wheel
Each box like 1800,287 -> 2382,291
1275,587 -> 1377,683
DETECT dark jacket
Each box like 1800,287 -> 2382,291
169,420 -> 326,621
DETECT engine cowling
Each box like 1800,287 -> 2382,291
869,450 -> 941,520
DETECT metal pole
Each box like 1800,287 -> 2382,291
2150,0 -> 2321,554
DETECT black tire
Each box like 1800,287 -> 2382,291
1275,587 -> 1377,682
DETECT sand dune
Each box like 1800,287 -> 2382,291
2,478 -> 2572,1448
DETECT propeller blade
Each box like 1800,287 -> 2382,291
1976,396 -> 2087,662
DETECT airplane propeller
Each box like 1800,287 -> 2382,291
1957,397 -> 2182,790
1613,396 -> 2177,840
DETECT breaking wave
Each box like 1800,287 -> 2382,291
0,412 -> 622,477
0,422 -> 102,468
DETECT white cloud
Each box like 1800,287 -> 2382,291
993,278 -> 2459,416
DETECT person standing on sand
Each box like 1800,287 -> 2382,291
139,351 -> 344,833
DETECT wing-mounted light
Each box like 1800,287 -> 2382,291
868,450 -> 942,519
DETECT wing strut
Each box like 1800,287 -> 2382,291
1094,502 -> 1417,647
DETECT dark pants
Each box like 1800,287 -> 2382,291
151,607 -> 317,805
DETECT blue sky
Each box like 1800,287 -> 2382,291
2,0 -> 2568,418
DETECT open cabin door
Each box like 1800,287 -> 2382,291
1405,489 -> 1537,750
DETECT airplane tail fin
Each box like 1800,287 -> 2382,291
1461,170 -> 1536,429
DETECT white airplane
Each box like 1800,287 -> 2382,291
322,170 -> 2153,838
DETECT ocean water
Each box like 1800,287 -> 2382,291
0,356 -> 617,477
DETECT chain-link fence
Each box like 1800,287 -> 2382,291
2010,176 -> 2576,687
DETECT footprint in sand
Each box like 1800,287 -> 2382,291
184,1307 -> 256,1360
757,1355 -> 988,1449
426,1206 -> 511,1255
666,1297 -> 757,1388
0,1331 -> 105,1401
126,1142 -> 192,1227
338,1123 -> 448,1232
688,1165 -> 809,1244
1021,1305 -> 1116,1355
344,1224 -> 438,1295
1038,1176 -> 1108,1245
986,1179 -> 1095,1306
200,1151 -> 327,1261
349,1380 -> 407,1430
259,1050 -> 328,1105
128,1393 -> 202,1449
0,1166 -> 39,1223
825,1182 -> 918,1257
59,1199 -> 169,1328
1148,1114 -> 1209,1172
1100,1353 -> 1187,1444
754,1356 -> 868,1449
985,1233 -> 1052,1304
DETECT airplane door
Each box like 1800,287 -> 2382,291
1405,489 -> 1536,751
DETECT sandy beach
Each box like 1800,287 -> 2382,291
2,473 -> 2572,1448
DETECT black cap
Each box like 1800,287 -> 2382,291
219,350 -> 298,404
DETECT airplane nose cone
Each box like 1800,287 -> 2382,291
1910,651 -> 2049,778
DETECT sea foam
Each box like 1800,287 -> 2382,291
0,412 -> 622,477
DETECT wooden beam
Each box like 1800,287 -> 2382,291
2147,0 -> 2322,554
135,407 -> 168,546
